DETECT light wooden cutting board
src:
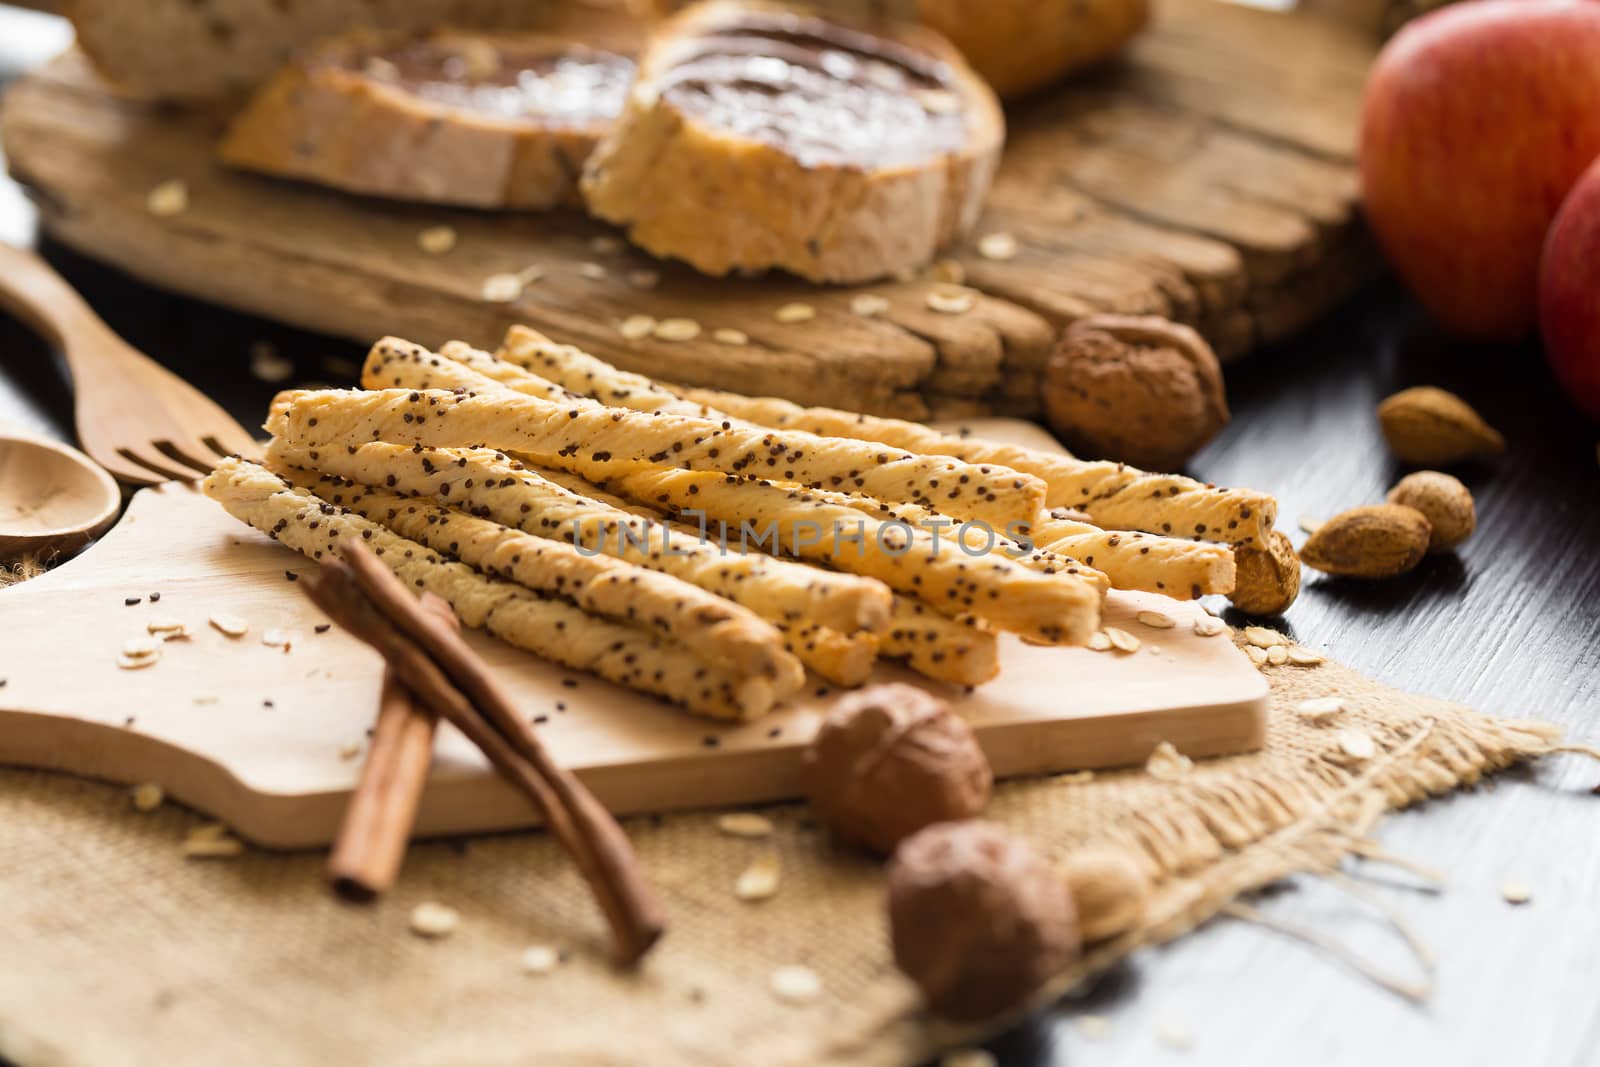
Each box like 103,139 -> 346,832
0,421 -> 1267,848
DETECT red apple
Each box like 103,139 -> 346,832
1360,0 -> 1600,340
1539,156 -> 1600,419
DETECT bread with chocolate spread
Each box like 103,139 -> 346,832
580,1 -> 1004,283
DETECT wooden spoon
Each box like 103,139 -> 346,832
0,426 -> 120,560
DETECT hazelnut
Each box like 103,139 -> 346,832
1386,471 -> 1475,551
1059,848 -> 1152,942
801,683 -> 991,855
1043,314 -> 1229,471
1229,529 -> 1301,615
887,821 -> 1080,1021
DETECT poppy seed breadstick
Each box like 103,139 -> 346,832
202,458 -> 778,721
274,461 -> 804,690
1029,512 -> 1235,600
355,336 -> 1044,528
263,438 -> 893,637
776,622 -> 879,688
879,597 -> 1000,687
577,465 -> 1101,645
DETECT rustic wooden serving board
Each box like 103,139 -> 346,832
0,421 -> 1268,849
0,0 -> 1377,420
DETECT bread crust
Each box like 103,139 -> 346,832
579,1 -> 1004,283
219,30 -> 630,209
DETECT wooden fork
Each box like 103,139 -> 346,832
0,243 -> 261,486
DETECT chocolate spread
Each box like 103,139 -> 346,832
348,38 -> 635,127
657,10 -> 968,169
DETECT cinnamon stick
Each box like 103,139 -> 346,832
304,550 -> 665,966
326,663 -> 438,902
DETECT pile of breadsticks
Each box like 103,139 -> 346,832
202,325 -> 1278,723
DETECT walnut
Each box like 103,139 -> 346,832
1043,314 -> 1229,471
801,683 -> 991,855
1386,470 -> 1475,550
887,821 -> 1080,1021
1230,529 -> 1301,615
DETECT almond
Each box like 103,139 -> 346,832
1299,504 -> 1431,579
1377,387 -> 1504,465
1229,529 -> 1300,615
1386,471 -> 1475,550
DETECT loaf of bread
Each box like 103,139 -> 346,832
65,0 -> 599,101
219,29 -> 636,209
581,1 -> 1004,283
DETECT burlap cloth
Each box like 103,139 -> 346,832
0,646 -> 1564,1067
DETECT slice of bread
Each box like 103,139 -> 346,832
581,1 -> 1003,283
219,30 -> 635,209
65,0 -> 635,101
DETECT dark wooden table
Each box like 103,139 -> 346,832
2,7 -> 1597,1066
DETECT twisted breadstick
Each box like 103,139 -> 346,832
202,458 -> 777,721
880,597 -> 999,687
357,337 -> 1045,529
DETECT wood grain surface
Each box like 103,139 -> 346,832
1,8 -> 1598,1067
0,0 -> 1377,420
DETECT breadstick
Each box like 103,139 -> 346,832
265,438 -> 892,637
1030,511 -> 1235,600
777,623 -> 878,689
273,461 -> 804,690
880,597 -> 999,687
353,337 -> 1044,528
577,465 -> 1102,645
202,458 -> 777,721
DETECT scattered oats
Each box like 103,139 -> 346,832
146,178 -> 189,217
712,328 -> 749,346
1145,741 -> 1193,781
261,628 -> 293,650
627,268 -> 660,289
409,901 -> 460,938
940,1050 -> 996,1067
1266,645 -> 1289,666
130,782 -> 164,811
769,964 -> 822,1004
209,613 -> 248,638
481,272 -> 526,303
417,225 -> 457,255
977,232 -> 1019,261
850,294 -> 890,318
122,637 -> 161,659
1501,881 -> 1532,905
717,812 -> 774,838
1104,627 -> 1141,653
182,823 -> 242,858
588,234 -> 623,255
577,261 -> 609,280
1058,770 -> 1095,785
1244,626 -> 1286,648
1192,615 -> 1228,637
1087,631 -> 1113,652
618,314 -> 657,340
1245,645 -> 1270,666
1287,647 -> 1325,666
735,852 -> 782,901
654,317 -> 702,341
117,649 -> 161,670
1155,1019 -> 1192,1051
914,88 -> 961,114
928,258 -> 966,285
1334,728 -> 1376,763
363,56 -> 400,81
775,302 -> 817,324
1147,645 -> 1163,656
249,341 -> 294,383
1136,609 -> 1176,630
194,694 -> 219,705
1299,516 -> 1324,535
926,287 -> 975,315
520,944 -> 561,974
1075,1014 -> 1111,1039
339,739 -> 363,761
1294,696 -> 1346,723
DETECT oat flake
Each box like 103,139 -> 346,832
209,613 -> 248,638
775,303 -> 816,324
1501,881 -> 1532,905
520,944 -> 561,974
1287,647 -> 1325,666
1105,627 -> 1141,653
130,783 -> 164,811
1136,610 -> 1175,630
577,261 -> 608,280
654,318 -> 702,341
1244,626 -> 1286,648
926,288 -> 975,315
712,328 -> 749,346
618,315 -> 657,340
409,901 -> 460,938
1334,728 -> 1376,763
1192,615 -> 1228,637
417,226 -> 457,255
769,964 -> 821,1004
146,179 -> 189,217
1145,741 -> 1193,781
735,853 -> 781,901
850,294 -> 890,318
1294,696 -> 1346,723
717,812 -> 773,838
977,232 -> 1018,261
1266,645 -> 1289,666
